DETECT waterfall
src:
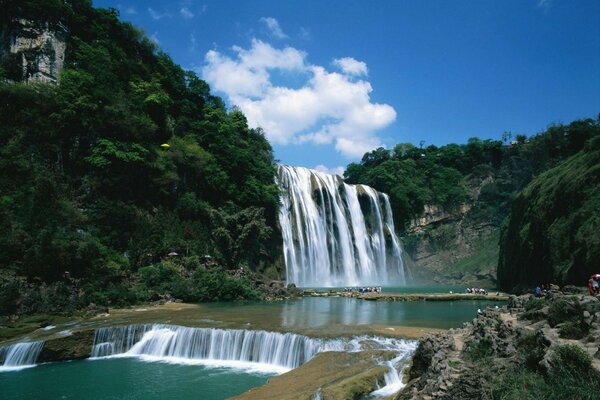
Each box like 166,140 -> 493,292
370,345 -> 417,397
0,341 -> 44,371
92,324 -> 326,373
91,324 -> 416,374
277,165 -> 407,287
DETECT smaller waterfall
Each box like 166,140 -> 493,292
0,341 -> 44,372
370,343 -> 417,397
92,324 -> 326,373
91,324 -> 417,375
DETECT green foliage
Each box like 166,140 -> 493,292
464,338 -> 494,361
498,123 -> 600,290
0,0 -> 279,315
518,333 -> 546,369
492,345 -> 600,400
136,260 -> 260,303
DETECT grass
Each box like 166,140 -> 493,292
492,344 -> 600,400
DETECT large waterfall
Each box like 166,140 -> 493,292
277,165 -> 407,287
0,341 -> 44,371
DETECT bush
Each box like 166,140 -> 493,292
465,338 -> 494,361
552,344 -> 593,372
518,333 -> 546,370
547,298 -> 580,326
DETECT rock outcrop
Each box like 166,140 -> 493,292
404,202 -> 499,288
1,18 -> 67,83
37,330 -> 94,362
398,292 -> 600,399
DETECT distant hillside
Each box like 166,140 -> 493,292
345,118 -> 599,286
498,135 -> 600,291
0,0 -> 281,316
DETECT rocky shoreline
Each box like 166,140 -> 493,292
396,291 -> 600,399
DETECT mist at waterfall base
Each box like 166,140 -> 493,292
278,166 -> 408,288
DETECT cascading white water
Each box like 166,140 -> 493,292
277,165 -> 407,287
0,341 -> 44,371
92,324 -> 326,372
91,324 -> 416,375
370,347 -> 417,397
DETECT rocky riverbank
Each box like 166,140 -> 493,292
397,291 -> 600,399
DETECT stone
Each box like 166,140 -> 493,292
1,18 -> 67,83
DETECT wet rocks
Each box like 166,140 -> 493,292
37,330 -> 94,362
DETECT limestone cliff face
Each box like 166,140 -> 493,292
403,203 -> 499,287
1,18 -> 67,83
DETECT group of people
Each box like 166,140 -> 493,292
465,287 -> 487,295
588,274 -> 600,296
344,287 -> 382,293
535,284 -> 552,297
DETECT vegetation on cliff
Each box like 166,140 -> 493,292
498,134 -> 600,291
345,118 -> 599,286
0,0 -> 280,315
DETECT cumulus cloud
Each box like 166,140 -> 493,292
260,17 -> 288,39
201,39 -> 396,159
180,7 -> 194,19
333,57 -> 368,76
314,165 -> 345,176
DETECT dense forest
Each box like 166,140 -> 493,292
0,0 -> 282,316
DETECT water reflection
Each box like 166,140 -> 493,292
280,297 -> 499,330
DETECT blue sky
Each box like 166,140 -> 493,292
93,0 -> 600,174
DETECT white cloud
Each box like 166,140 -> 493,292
314,165 -> 345,176
124,6 -> 137,15
180,7 -> 194,19
201,40 -> 396,159
260,17 -> 288,39
148,7 -> 171,20
333,57 -> 368,76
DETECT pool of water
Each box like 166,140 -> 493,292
197,296 -> 502,332
0,357 -> 272,400
0,296 -> 505,399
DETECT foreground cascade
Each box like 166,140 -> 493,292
277,165 -> 407,287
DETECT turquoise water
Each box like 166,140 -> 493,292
200,296 -> 503,331
0,296 -> 505,399
0,358 -> 272,400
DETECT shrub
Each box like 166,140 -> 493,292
465,338 -> 494,361
518,333 -> 546,370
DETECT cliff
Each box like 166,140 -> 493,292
404,187 -> 499,288
1,18 -> 67,83
498,135 -> 600,291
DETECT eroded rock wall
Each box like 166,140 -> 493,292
1,18 -> 67,83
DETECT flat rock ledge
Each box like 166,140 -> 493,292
303,290 -> 509,302
396,292 -> 600,400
